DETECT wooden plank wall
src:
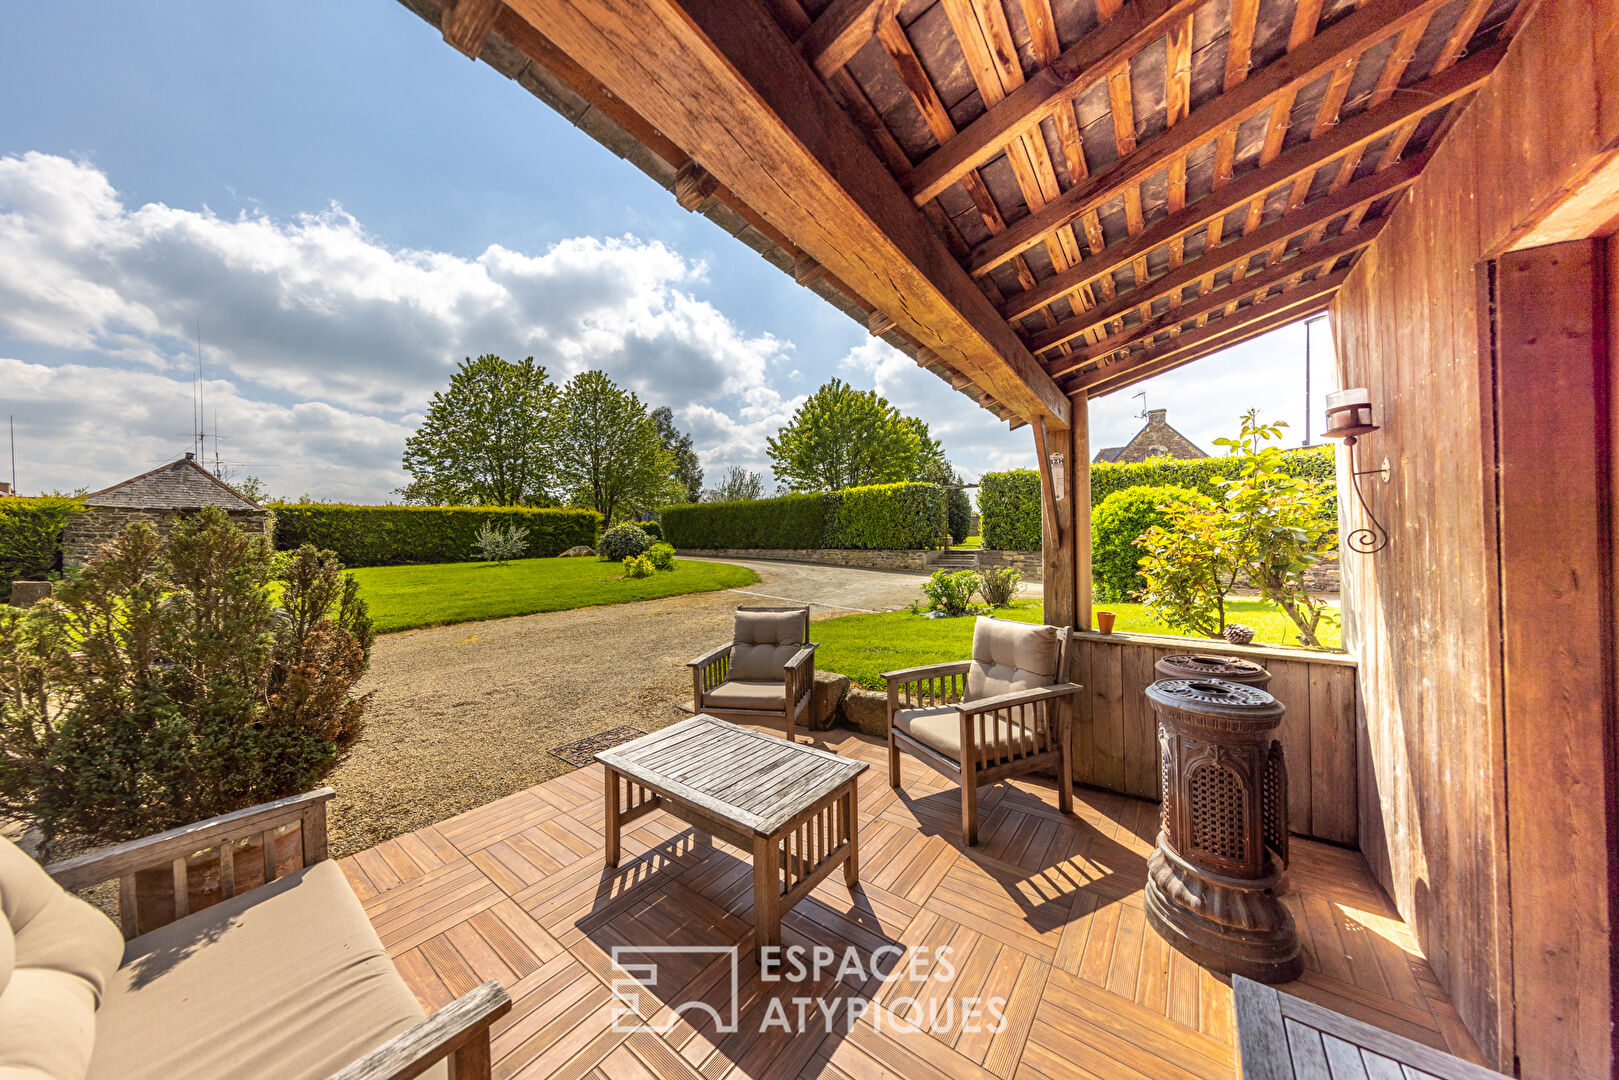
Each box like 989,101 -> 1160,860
1330,0 -> 1619,1071
1068,632 -> 1359,845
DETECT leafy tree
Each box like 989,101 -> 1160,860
400,354 -> 559,506
652,407 -> 703,503
230,474 -> 272,504
1093,485 -> 1210,602
554,371 -> 676,524
1137,503 -> 1237,638
0,508 -> 373,853
709,465 -> 766,503
767,379 -> 925,491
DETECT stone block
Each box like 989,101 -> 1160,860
840,687 -> 889,738
809,670 -> 849,731
8,581 -> 52,606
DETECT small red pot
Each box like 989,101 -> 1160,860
1097,611 -> 1116,635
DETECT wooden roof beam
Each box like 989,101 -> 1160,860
994,43 -> 1501,322
501,0 -> 1068,426
1067,285 -> 1338,395
1049,240 -> 1362,375
442,0 -> 503,58
967,0 -> 1464,278
1026,153 -> 1419,354
799,0 -> 901,78
902,0 -> 1205,205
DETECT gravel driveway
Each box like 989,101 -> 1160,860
324,558 -> 948,857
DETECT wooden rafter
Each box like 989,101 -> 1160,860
1028,154 -> 1420,355
501,0 -> 1069,425
967,0 -> 1461,278
901,0 -> 1205,205
996,42 -> 1498,324
441,0 -> 503,58
799,0 -> 900,77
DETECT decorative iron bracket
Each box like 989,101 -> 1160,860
1342,435 -> 1389,554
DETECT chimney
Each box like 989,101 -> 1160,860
1147,408 -> 1167,426
0,481 -> 11,496
185,451 -> 195,461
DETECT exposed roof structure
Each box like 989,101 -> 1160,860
83,455 -> 265,512
396,0 -> 1526,432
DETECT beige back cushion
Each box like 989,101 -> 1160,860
729,608 -> 807,682
0,836 -> 125,1080
966,617 -> 1062,701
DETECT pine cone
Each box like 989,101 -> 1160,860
1222,624 -> 1255,646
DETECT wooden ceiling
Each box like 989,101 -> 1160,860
405,0 -> 1527,429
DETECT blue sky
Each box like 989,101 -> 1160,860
0,1 -> 1339,503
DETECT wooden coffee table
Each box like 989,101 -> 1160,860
596,714 -> 867,950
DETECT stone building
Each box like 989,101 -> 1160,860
61,454 -> 271,566
1092,408 -> 1208,464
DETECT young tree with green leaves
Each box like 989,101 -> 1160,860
651,406 -> 703,503
767,378 -> 944,491
400,354 -> 559,506
554,370 -> 676,524
709,465 -> 766,502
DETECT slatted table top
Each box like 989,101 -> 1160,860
595,714 -> 866,836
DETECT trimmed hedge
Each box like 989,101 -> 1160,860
979,470 -> 1042,552
1092,485 -> 1210,602
270,504 -> 600,567
663,483 -> 945,551
979,446 -> 1337,554
827,483 -> 946,550
662,493 -> 828,550
0,496 -> 83,601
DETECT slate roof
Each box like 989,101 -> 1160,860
84,456 -> 264,512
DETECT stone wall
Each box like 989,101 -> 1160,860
675,547 -> 931,571
62,507 -> 273,566
975,549 -> 1044,581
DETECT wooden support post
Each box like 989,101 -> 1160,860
1037,397 -> 1090,629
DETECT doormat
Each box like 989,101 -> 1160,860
548,725 -> 648,768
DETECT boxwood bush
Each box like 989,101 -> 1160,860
979,446 -> 1336,554
270,504 -> 599,567
1092,485 -> 1211,602
663,483 -> 944,550
0,496 -> 83,601
599,522 -> 654,561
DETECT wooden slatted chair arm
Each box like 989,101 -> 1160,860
783,642 -> 818,672
955,681 -> 1084,718
687,642 -> 734,670
326,980 -> 512,1080
881,660 -> 972,688
46,788 -> 335,893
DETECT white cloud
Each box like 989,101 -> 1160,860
0,152 -> 799,497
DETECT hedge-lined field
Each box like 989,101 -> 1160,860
0,496 -> 83,602
663,482 -> 946,551
271,504 -> 600,567
978,446 -> 1336,552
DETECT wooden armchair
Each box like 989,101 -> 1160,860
689,605 -> 817,740
39,789 -> 511,1080
884,616 -> 1081,844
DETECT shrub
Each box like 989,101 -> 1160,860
946,486 -> 971,545
0,507 -> 374,853
0,496 -> 83,601
921,569 -> 980,617
645,542 -> 676,571
664,484 -> 944,550
979,470 -> 1043,552
270,504 -> 598,567
979,566 -> 1023,608
621,553 -> 655,578
824,483 -> 945,550
599,522 -> 655,561
640,520 -> 664,541
1092,485 -> 1210,602
471,522 -> 530,564
663,492 -> 828,550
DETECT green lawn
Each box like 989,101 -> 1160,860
348,557 -> 760,633
814,598 -> 1342,690
951,535 -> 984,549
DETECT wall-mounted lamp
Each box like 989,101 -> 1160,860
1047,451 -> 1066,502
1323,388 -> 1390,553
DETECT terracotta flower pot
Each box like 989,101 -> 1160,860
1097,611 -> 1116,635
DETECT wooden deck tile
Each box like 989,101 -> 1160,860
351,723 -> 1482,1080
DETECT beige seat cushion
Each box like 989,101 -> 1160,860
894,706 -> 1031,765
89,859 -> 442,1080
966,617 -> 1061,701
0,837 -> 124,1080
729,609 -> 806,681
705,679 -> 787,712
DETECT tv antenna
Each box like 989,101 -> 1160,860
1131,391 -> 1148,420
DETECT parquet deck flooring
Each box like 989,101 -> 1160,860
343,724 -> 1485,1080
